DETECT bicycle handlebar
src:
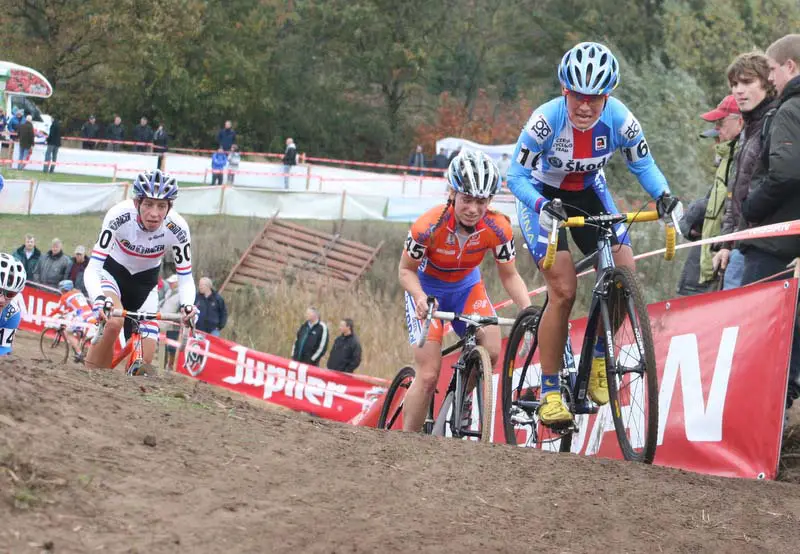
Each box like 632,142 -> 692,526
91,309 -> 189,345
541,200 -> 677,271
415,295 -> 516,348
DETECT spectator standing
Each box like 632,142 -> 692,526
740,35 -> 800,407
497,153 -> 512,187
227,144 -> 241,185
291,306 -> 328,366
68,245 -> 89,295
432,148 -> 449,172
80,115 -> 100,150
713,54 -> 777,289
0,108 -> 6,136
160,274 -> 181,369
133,116 -> 154,152
44,115 -> 62,174
446,147 -> 461,165
12,234 -> 41,277
106,115 -> 125,151
282,137 -> 297,189
33,238 -> 72,288
326,319 -> 362,373
153,123 -> 168,170
194,277 -> 227,336
408,144 -> 425,176
16,115 -> 34,170
211,147 -> 227,186
216,120 -> 236,151
7,109 -> 23,136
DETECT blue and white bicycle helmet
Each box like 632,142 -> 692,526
58,280 -> 74,292
132,169 -> 179,201
0,253 -> 27,295
558,42 -> 620,95
447,149 -> 500,198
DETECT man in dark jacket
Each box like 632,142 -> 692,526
713,54 -> 777,290
291,306 -> 328,366
676,198 -> 709,296
741,34 -> 800,408
216,120 -> 236,151
327,319 -> 362,373
44,116 -> 62,173
106,115 -> 125,151
33,238 -> 72,288
133,116 -> 154,152
69,245 -> 89,295
282,137 -> 297,189
81,115 -> 100,149
194,277 -> 227,336
16,115 -> 34,170
153,123 -> 168,169
13,234 -> 41,277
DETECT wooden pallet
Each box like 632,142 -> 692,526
219,214 -> 383,292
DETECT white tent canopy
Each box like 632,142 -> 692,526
434,137 -> 516,163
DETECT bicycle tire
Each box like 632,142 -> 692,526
377,366 -> 416,430
432,347 -> 494,442
501,306 -> 572,452
39,328 -> 69,364
602,266 -> 659,463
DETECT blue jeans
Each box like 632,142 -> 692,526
722,248 -> 745,290
16,147 -> 30,169
210,329 -> 221,337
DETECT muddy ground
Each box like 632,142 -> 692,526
1,333 -> 799,553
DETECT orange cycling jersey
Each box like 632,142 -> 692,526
403,204 -> 516,285
49,289 -> 92,318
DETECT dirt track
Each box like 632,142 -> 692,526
2,333 -> 800,553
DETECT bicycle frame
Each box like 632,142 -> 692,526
93,309 -> 186,372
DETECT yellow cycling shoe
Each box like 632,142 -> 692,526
539,392 -> 573,426
588,356 -> 609,405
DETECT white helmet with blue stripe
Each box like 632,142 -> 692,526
133,169 -> 179,201
558,42 -> 620,95
447,149 -> 500,198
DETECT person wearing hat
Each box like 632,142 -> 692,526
69,245 -> 89,295
712,52 -> 777,290
689,94 -> 742,292
80,114 -> 100,150
159,274 -> 181,370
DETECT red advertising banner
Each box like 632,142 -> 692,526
15,282 -> 61,332
361,279 -> 796,480
174,332 -> 387,423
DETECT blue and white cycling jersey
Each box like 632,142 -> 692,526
508,96 -> 669,214
0,301 -> 22,356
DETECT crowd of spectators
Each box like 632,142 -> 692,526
676,34 -> 800,410
290,306 -> 362,373
12,234 -> 88,294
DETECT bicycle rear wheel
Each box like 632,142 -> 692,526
432,346 -> 494,443
377,366 -> 416,431
501,306 -> 572,452
602,266 -> 659,463
39,328 -> 69,364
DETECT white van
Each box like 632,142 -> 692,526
0,61 -> 53,144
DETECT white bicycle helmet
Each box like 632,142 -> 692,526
133,169 -> 179,201
0,253 -> 27,296
558,42 -> 620,95
447,149 -> 500,198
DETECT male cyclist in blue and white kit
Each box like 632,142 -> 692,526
84,169 -> 198,371
0,253 -> 27,356
508,42 -> 679,426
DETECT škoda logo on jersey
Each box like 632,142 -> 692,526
183,333 -> 210,377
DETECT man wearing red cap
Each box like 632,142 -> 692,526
682,95 -> 741,293
712,52 -> 776,290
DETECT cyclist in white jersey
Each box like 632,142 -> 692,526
508,42 -> 680,425
84,169 -> 197,370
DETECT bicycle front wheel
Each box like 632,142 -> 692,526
377,366 -> 416,431
601,266 -> 659,463
432,346 -> 494,443
39,328 -> 69,364
501,306 -> 572,453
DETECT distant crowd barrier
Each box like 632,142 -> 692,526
0,147 -> 447,195
0,178 -> 518,223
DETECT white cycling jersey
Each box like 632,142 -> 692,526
84,199 -> 196,309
